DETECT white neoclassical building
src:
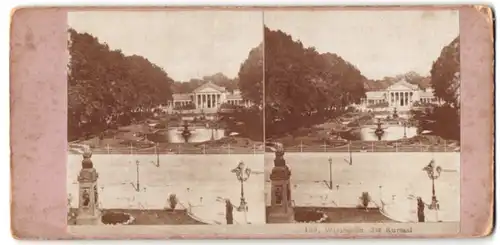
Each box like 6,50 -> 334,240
167,81 -> 251,114
359,79 -> 438,112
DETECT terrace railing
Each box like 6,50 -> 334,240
68,142 -> 266,155
275,140 -> 459,153
68,140 -> 459,155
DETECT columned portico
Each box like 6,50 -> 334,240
389,91 -> 414,107
169,81 -> 250,112
359,79 -> 437,112
194,93 -> 222,109
188,82 -> 225,110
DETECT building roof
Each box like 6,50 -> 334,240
364,77 -> 432,92
387,79 -> 420,91
365,91 -> 386,99
193,81 -> 226,93
420,91 -> 435,98
172,93 -> 192,101
226,93 -> 243,100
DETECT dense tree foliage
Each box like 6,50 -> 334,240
364,72 -> 431,91
414,36 -> 460,141
68,29 -> 174,141
217,43 -> 264,141
430,37 -> 460,109
210,43 -> 264,141
219,105 -> 263,141
238,43 -> 263,105
264,27 -> 367,138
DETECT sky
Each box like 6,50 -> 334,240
264,10 -> 459,80
68,11 -> 263,81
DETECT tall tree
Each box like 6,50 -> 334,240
67,29 -> 174,140
264,27 -> 367,137
414,36 -> 460,141
430,36 -> 460,109
238,43 -> 263,104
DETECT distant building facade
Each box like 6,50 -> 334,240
358,79 -> 439,112
166,81 -> 251,114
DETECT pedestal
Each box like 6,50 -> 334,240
75,152 -> 102,225
268,178 -> 295,223
76,180 -> 101,225
267,151 -> 295,223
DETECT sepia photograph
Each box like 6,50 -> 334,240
264,10 -> 460,224
8,5 -> 494,239
66,10 -> 265,226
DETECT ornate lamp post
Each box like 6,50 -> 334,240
328,157 -> 333,190
231,161 -> 252,212
423,159 -> 442,210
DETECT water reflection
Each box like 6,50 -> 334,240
167,127 -> 226,143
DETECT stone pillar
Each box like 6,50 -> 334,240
267,143 -> 294,223
76,150 -> 101,225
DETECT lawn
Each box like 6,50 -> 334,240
68,208 -> 205,225
266,207 -> 394,223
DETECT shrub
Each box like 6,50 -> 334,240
359,192 -> 371,210
168,194 -> 178,211
153,123 -> 167,129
